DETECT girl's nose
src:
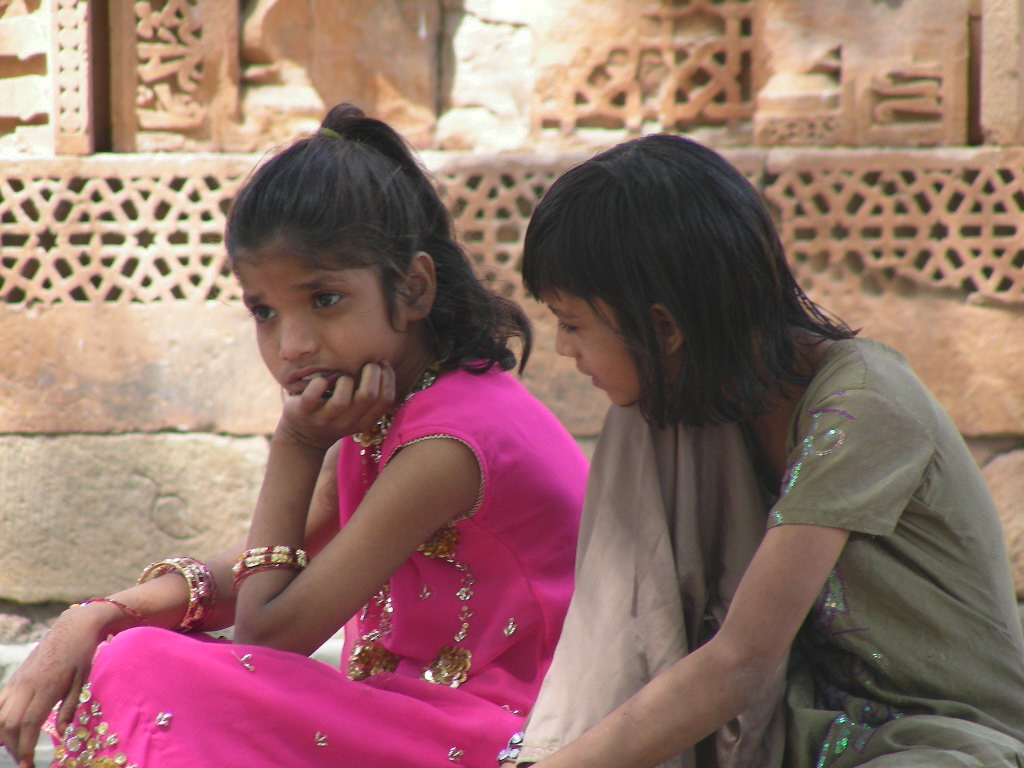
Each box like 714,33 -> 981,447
278,318 -> 317,362
553,328 -> 575,359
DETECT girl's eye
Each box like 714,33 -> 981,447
248,305 -> 275,323
557,321 -> 578,333
313,292 -> 341,309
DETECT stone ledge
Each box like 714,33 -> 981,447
0,433 -> 265,602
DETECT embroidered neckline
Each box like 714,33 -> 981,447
352,362 -> 440,464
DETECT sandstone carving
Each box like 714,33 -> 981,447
532,0 -> 755,144
1,0 -> 1023,604
110,0 -> 240,151
755,0 -> 970,147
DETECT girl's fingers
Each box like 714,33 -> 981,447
325,374 -> 355,407
54,673 -> 84,738
381,363 -> 396,402
354,363 -> 396,425
278,363 -> 397,448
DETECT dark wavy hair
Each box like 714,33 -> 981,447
522,134 -> 854,427
225,103 -> 531,373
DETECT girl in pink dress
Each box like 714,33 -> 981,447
0,104 -> 586,768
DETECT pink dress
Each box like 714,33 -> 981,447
49,368 -> 586,767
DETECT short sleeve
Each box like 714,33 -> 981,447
768,387 -> 934,536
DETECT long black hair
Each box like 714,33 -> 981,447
522,134 -> 853,427
226,103 -> 531,373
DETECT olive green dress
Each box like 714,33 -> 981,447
774,339 -> 1024,767
520,337 -> 1024,768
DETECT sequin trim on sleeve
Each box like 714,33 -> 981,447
770,397 -> 853,527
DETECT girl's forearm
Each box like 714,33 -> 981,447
233,439 -> 326,640
80,542 -> 244,633
534,641 -> 772,768
244,439 -> 325,549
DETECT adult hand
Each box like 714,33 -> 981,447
276,361 -> 396,452
0,605 -> 115,768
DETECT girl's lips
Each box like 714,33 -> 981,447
285,370 -> 341,396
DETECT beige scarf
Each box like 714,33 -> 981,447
520,404 -> 786,768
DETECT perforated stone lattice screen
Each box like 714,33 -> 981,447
1,150 -> 1023,307
0,158 -> 249,303
764,150 -> 1024,305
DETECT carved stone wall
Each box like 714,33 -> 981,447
1,0 -> 1023,602
1,148 -> 1019,434
2,0 -> 1015,155
755,0 -> 971,147
109,0 -> 240,151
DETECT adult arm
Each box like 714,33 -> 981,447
531,523 -> 849,768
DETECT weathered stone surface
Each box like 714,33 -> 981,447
756,0 -> 970,146
0,1 -> 49,153
0,434 -> 265,603
803,290 -> 1024,438
234,0 -> 439,150
980,0 -> 1024,145
51,0 -> 98,154
0,153 -> 254,304
966,436 -> 1024,469
437,6 -> 533,151
0,298 -> 604,442
0,302 -> 280,435
982,449 -> 1024,599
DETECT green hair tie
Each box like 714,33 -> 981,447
319,127 -> 341,139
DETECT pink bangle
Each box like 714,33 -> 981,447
72,597 -> 146,625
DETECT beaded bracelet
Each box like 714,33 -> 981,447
232,546 -> 309,591
71,597 -> 146,625
138,556 -> 217,632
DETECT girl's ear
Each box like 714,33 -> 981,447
397,251 -> 437,327
650,303 -> 683,358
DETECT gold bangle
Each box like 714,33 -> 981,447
138,557 -> 216,632
231,546 -> 308,591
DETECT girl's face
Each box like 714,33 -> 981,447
543,291 -> 641,407
234,242 -> 433,398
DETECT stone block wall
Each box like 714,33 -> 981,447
0,0 -> 1022,619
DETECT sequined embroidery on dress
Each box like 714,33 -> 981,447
347,585 -> 400,680
345,368 -> 484,688
352,363 -> 440,468
51,682 -> 138,768
770,397 -> 853,527
418,522 -> 477,687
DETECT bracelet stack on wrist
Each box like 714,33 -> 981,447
138,556 -> 217,632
